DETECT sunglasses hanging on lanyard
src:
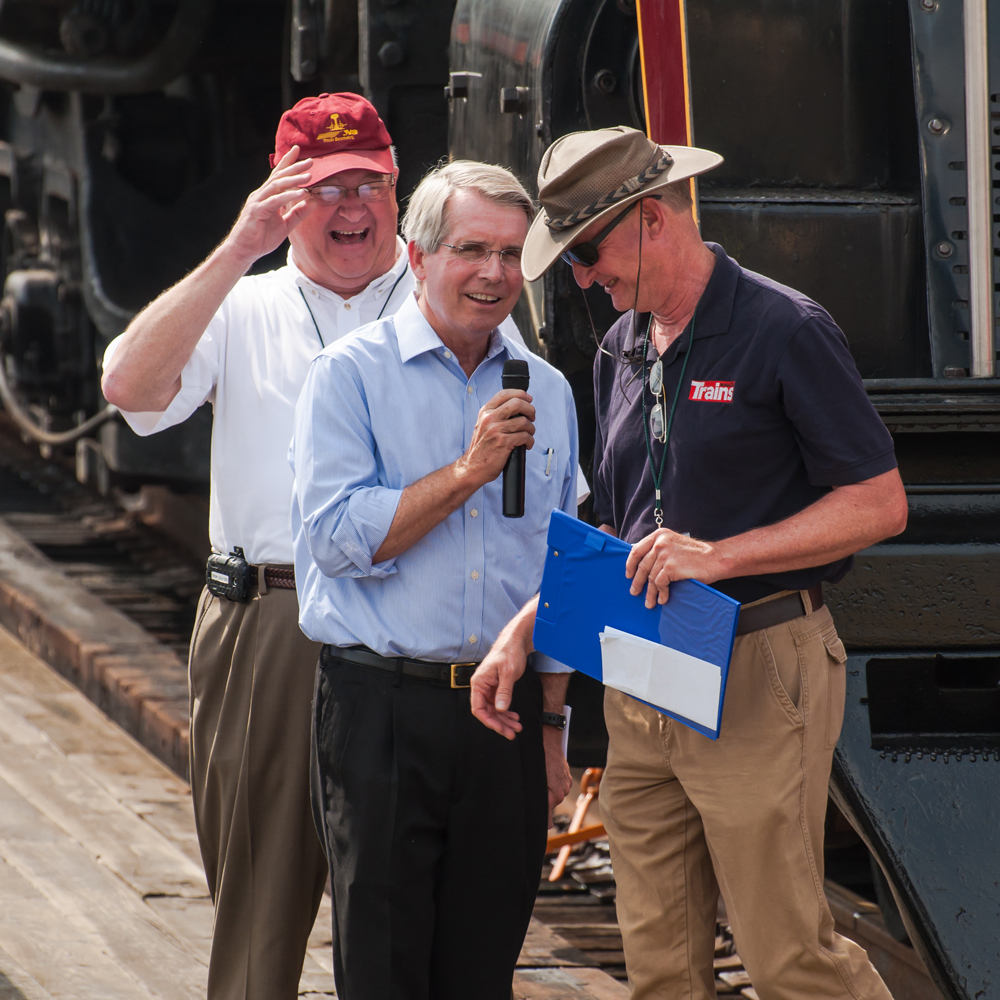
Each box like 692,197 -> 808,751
641,310 -> 695,528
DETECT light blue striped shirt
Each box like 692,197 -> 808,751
290,292 -> 578,670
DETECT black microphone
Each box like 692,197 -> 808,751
501,359 -> 530,518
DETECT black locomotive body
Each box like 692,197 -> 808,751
0,3 -> 996,998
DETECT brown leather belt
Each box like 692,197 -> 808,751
248,565 -> 296,590
735,585 -> 823,637
321,645 -> 477,689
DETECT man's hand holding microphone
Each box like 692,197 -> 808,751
456,360 -> 534,490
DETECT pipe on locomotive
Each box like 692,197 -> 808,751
0,0 -> 211,93
0,359 -> 117,446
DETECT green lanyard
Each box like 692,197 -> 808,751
640,310 -> 695,528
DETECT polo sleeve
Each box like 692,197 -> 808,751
290,352 -> 402,579
776,312 -> 897,487
102,307 -> 223,436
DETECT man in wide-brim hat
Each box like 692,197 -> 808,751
473,126 -> 906,1000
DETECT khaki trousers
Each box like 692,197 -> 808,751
189,581 -> 328,1000
602,595 -> 893,1000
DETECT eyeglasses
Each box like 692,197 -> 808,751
438,242 -> 523,270
648,359 -> 666,443
308,178 -> 394,205
560,201 -> 639,268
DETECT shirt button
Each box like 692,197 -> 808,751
471,570 -> 479,580
444,350 -> 452,358
469,634 -> 478,644
470,508 -> 478,517
344,303 -> 351,310
311,289 -> 317,296
467,385 -> 473,394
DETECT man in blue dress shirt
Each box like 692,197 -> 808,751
289,160 -> 579,1000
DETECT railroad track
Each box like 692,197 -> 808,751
0,416 -> 942,1000
0,417 -> 204,661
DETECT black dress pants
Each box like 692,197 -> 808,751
312,655 -> 547,1000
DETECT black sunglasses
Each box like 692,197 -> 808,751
560,195 -> 660,268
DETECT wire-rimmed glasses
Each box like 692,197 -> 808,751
308,178 -> 394,204
438,242 -> 523,270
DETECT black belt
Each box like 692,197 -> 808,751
320,645 -> 478,689
735,585 -> 823,636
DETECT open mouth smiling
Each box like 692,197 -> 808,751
465,292 -> 501,304
330,227 -> 370,244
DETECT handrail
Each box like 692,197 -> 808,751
964,0 -> 993,377
0,0 -> 212,93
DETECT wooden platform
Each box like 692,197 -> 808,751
0,518 -> 191,780
0,623 -> 626,999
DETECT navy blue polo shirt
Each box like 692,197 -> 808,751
592,243 -> 897,603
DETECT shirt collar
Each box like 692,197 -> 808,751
691,243 -> 739,340
622,242 -> 740,361
287,235 -> 409,304
394,292 -> 507,366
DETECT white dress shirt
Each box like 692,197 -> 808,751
104,240 -> 586,565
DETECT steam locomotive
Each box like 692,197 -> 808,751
0,2 -> 996,997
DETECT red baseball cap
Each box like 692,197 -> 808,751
270,92 -> 395,186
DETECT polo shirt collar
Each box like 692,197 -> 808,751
623,242 -> 740,361
692,243 -> 739,341
287,235 -> 409,304
394,292 -> 507,365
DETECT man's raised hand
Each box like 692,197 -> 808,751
225,146 -> 318,267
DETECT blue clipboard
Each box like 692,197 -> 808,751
533,510 -> 741,740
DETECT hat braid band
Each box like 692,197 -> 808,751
545,151 -> 673,232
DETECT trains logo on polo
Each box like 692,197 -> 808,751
689,380 -> 735,402
318,112 -> 359,142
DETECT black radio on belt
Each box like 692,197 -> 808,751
206,546 -> 251,602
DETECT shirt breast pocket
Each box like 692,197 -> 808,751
508,445 -> 562,539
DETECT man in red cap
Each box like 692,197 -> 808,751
100,93 -> 417,1000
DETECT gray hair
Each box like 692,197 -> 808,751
659,178 -> 693,213
402,160 -> 536,253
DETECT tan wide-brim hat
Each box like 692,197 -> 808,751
522,126 -> 723,281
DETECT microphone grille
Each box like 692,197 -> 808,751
502,358 -> 530,390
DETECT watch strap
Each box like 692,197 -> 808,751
542,711 -> 567,730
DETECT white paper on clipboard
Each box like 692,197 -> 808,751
599,626 -> 722,730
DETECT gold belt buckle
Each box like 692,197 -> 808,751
450,663 -> 476,689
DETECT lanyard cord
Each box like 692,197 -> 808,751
296,261 -> 411,349
376,262 -> 409,319
641,309 -> 696,528
298,287 -> 325,348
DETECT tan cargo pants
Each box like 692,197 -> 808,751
189,579 -> 328,1000
602,592 -> 894,1000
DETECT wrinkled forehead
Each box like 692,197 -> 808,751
442,189 -> 529,244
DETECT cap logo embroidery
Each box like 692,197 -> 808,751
318,112 -> 359,143
689,380 -> 734,402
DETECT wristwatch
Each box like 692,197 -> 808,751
542,711 -> 567,730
